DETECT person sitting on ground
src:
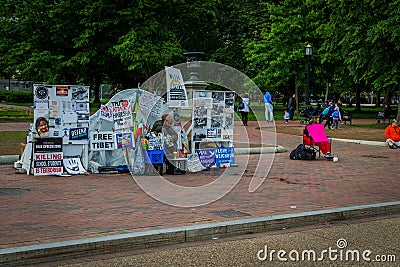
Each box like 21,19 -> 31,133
385,119 -> 400,149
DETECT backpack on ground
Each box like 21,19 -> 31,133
290,144 -> 316,160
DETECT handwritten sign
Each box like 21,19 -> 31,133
111,100 -> 132,129
100,104 -> 113,122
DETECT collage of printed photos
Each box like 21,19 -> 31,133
34,85 -> 90,144
192,91 -> 235,151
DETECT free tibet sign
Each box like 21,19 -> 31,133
90,131 -> 114,151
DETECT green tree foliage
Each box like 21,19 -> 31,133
244,0 -> 400,109
0,0 -> 399,111
0,0 -> 219,102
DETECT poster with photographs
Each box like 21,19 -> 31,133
191,90 -> 235,155
34,84 -> 90,136
33,84 -> 90,171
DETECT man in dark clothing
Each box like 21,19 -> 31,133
287,93 -> 296,120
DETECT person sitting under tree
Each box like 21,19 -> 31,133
385,119 -> 400,149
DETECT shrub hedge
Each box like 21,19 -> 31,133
0,90 -> 34,103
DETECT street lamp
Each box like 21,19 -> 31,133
305,44 -> 312,105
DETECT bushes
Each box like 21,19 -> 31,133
0,90 -> 34,103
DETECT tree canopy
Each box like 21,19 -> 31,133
0,0 -> 399,110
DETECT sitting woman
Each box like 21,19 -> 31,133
303,121 -> 332,158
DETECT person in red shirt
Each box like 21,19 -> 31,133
385,119 -> 400,149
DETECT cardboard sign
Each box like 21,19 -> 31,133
90,131 -> 114,151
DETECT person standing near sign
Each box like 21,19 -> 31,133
238,93 -> 250,126
35,117 -> 49,137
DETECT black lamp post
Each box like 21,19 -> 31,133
305,44 -> 312,105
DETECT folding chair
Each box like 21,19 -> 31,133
303,123 -> 332,158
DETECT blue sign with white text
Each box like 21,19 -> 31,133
215,147 -> 235,167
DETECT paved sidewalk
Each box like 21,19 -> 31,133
0,120 -> 399,265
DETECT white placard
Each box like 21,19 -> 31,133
90,131 -> 115,151
165,66 -> 188,107
63,157 -> 86,174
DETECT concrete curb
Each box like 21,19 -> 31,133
0,155 -> 19,165
331,138 -> 387,146
1,201 -> 399,266
235,145 -> 286,154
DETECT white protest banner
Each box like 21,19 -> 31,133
111,99 -> 132,130
100,104 -> 113,122
90,131 -> 115,151
165,66 -> 188,107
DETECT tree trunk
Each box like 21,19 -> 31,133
354,83 -> 362,112
93,77 -> 101,104
397,92 -> 400,120
384,86 -> 392,108
324,80 -> 329,101
376,91 -> 381,107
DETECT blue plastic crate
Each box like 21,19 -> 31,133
145,150 -> 164,164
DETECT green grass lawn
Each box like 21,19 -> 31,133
246,102 -> 394,121
0,108 -> 34,122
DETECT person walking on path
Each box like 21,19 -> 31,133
323,102 -> 335,129
287,93 -> 296,120
385,119 -> 400,149
238,93 -> 250,126
264,91 -> 274,123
